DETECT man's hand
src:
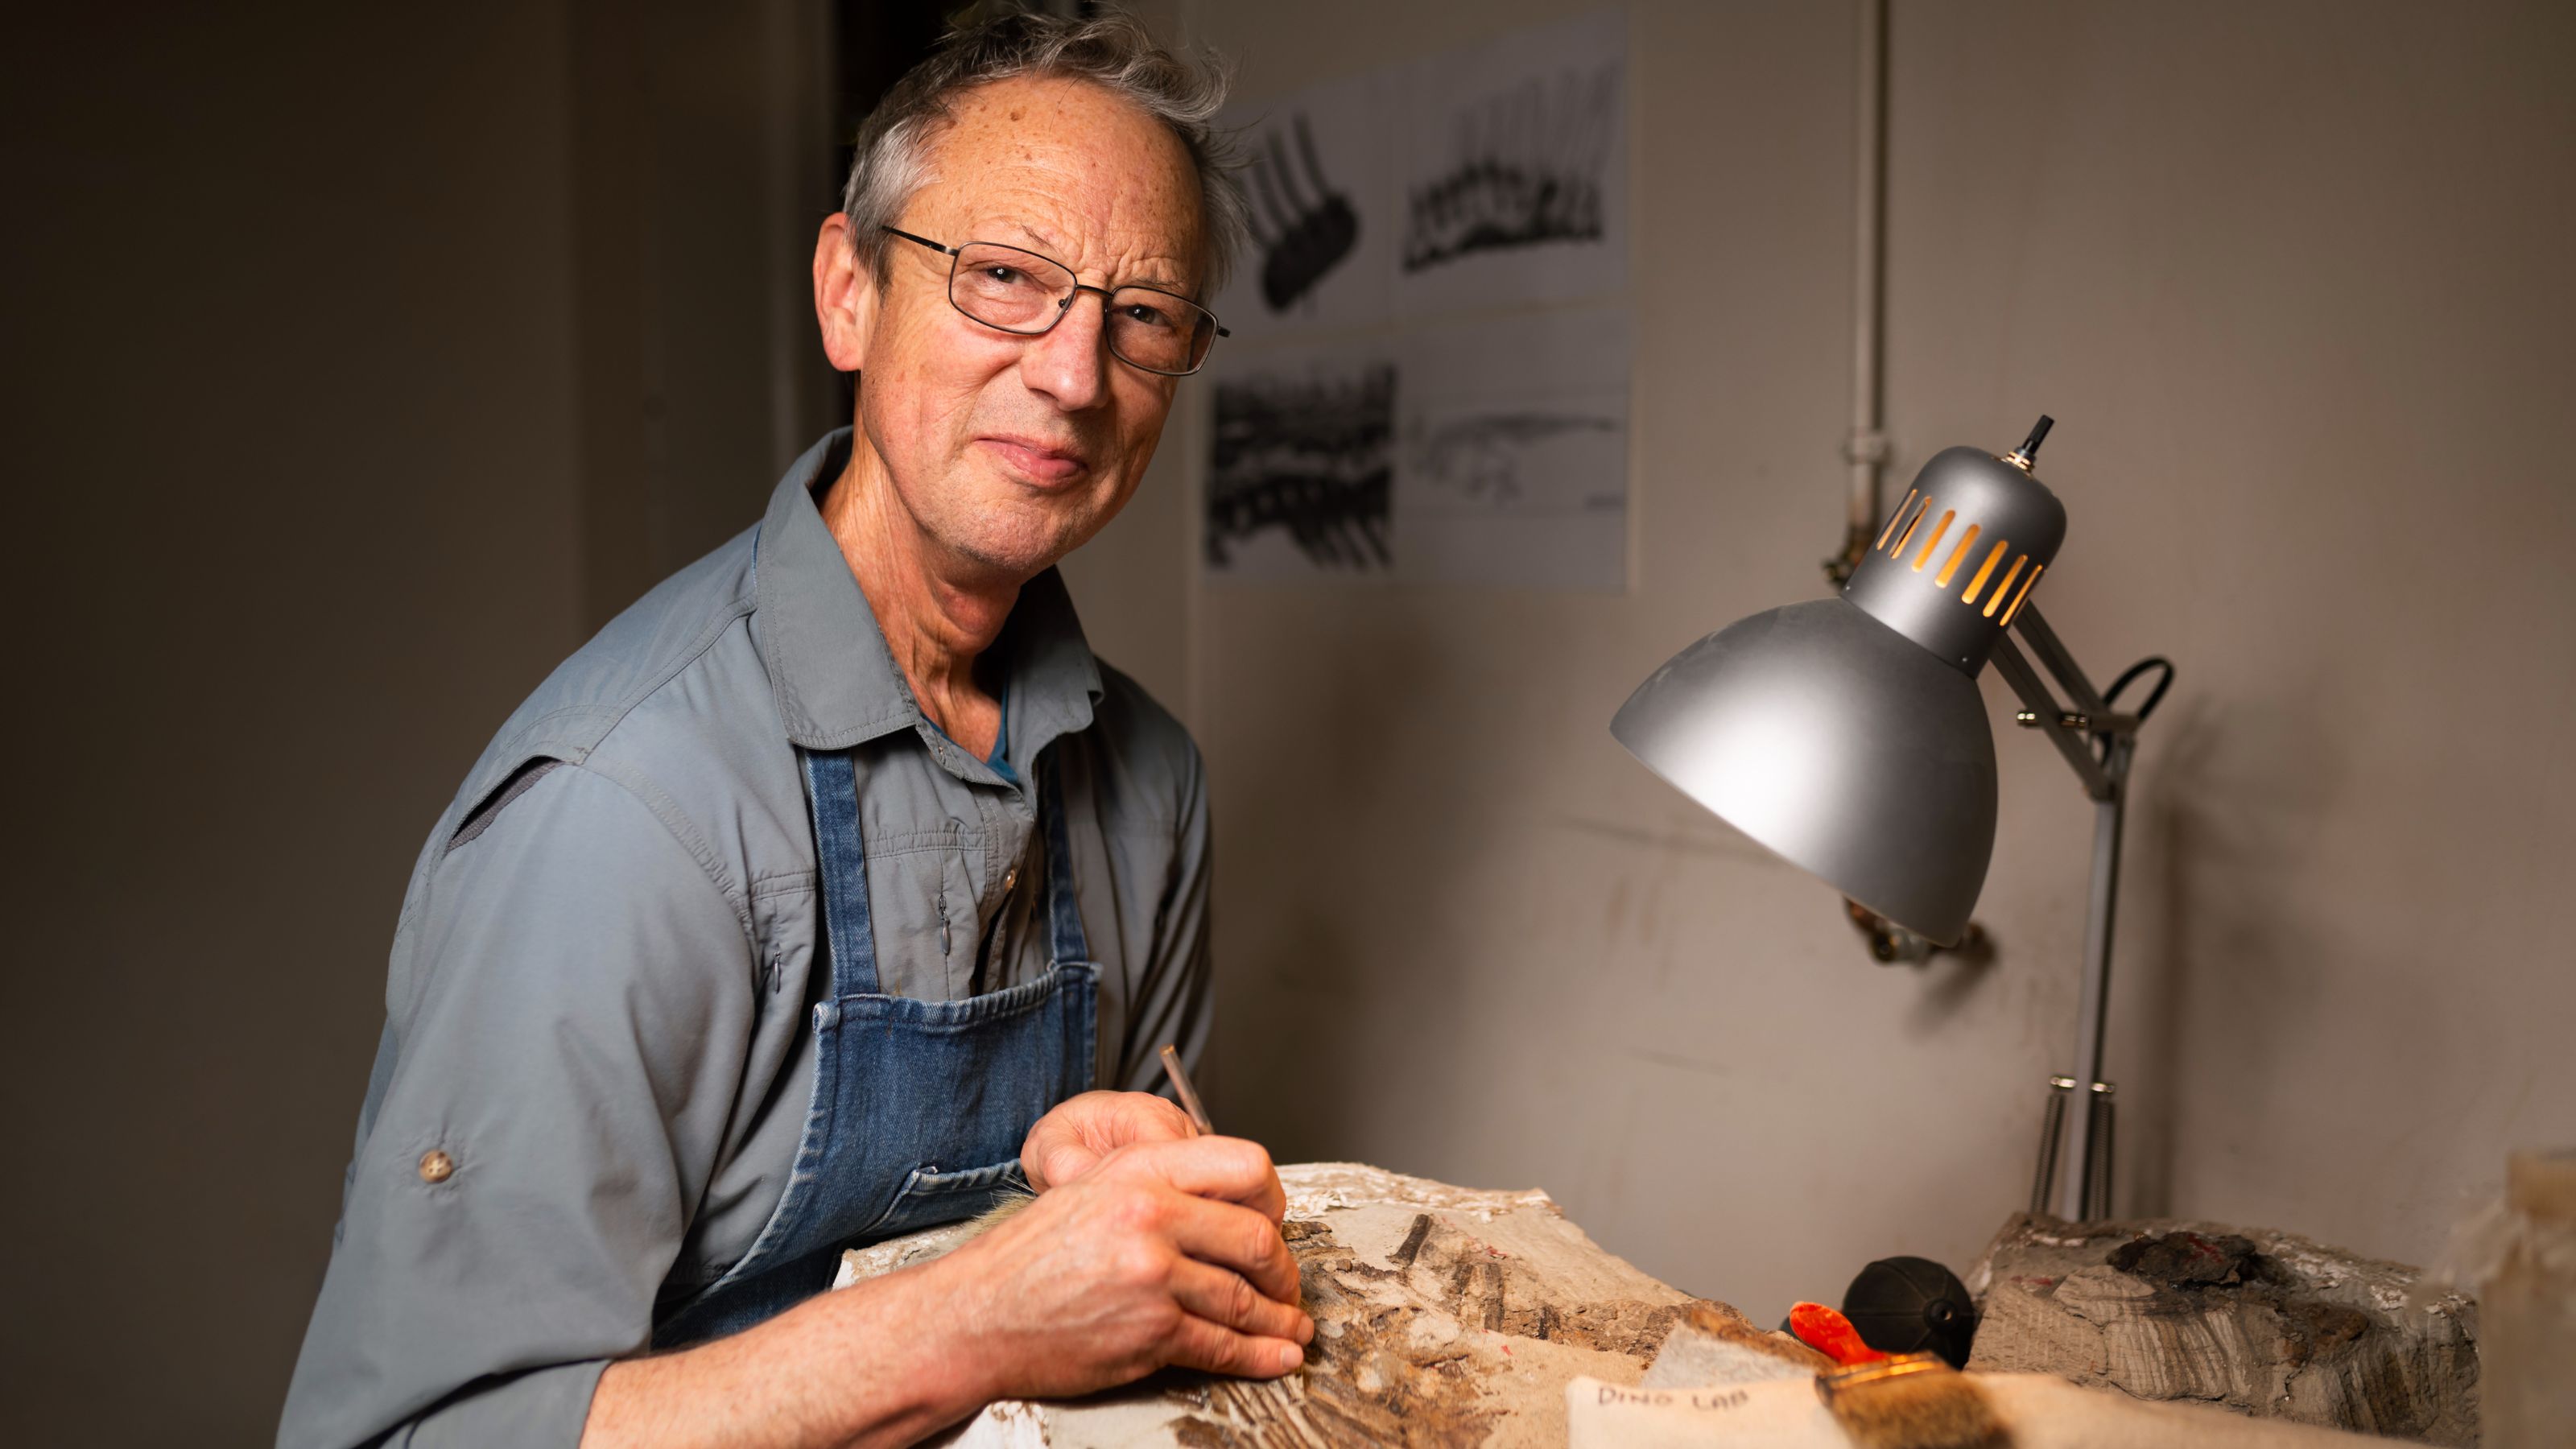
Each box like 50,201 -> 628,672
931,1134 -> 1310,1399
586,1125 -> 1303,1449
1018,1088 -> 1205,1193
589,1134 -> 1298,1433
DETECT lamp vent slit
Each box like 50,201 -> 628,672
1889,497 -> 1932,558
1962,539 -> 2008,603
1911,510 -> 1957,571
2001,562 -> 2044,625
1876,489 -> 1919,551
1984,556 -> 2026,618
1934,524 -> 1981,587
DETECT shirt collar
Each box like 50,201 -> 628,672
754,430 -> 1102,770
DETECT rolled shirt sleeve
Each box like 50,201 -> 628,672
279,763 -> 756,1449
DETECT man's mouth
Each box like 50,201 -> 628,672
976,435 -> 1090,485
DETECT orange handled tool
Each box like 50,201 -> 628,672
1790,1301 -> 1890,1367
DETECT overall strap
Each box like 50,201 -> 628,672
1040,748 -> 1091,964
801,747 -> 881,997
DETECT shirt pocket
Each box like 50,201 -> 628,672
860,826 -> 985,1000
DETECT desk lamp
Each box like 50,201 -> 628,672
1611,418 -> 2174,1220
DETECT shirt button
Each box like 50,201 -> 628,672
1003,867 -> 1018,892
418,1150 -> 456,1184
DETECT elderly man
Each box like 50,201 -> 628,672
278,13 -> 1309,1448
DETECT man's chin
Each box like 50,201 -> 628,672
936,505 -> 1092,583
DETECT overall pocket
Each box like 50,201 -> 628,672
864,1158 -> 1032,1241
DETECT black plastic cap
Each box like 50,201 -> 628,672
1841,1255 -> 1978,1369
2015,415 -> 2054,464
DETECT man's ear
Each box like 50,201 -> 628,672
813,214 -> 879,373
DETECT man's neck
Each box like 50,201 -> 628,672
819,449 -> 1016,758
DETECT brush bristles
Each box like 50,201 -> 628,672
1816,1357 -> 2005,1449
1683,1302 -> 1835,1372
962,1187 -> 1038,1238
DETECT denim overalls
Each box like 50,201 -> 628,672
654,743 -> 1100,1345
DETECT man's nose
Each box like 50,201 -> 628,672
1020,287 -> 1113,411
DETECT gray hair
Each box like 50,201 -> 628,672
840,6 -> 1247,298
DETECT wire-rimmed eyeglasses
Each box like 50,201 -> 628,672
882,226 -> 1229,377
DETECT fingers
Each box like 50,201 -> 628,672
1110,1092 -> 1200,1144
1022,1092 -> 1202,1192
1159,1192 -> 1303,1306
933,1150 -> 1311,1401
1026,1143 -> 1095,1196
1169,1257 -> 1315,1345
1096,1135 -> 1288,1224
1164,1312 -> 1308,1381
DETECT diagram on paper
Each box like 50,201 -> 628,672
1409,411 -> 1624,506
1402,61 -> 1620,274
1212,10 -> 1628,332
1206,308 -> 1629,591
1392,10 -> 1628,317
1211,68 -> 1395,341
1245,115 -> 1361,313
1392,305 -> 1630,592
1201,13 -> 1633,592
1205,354 -> 1397,578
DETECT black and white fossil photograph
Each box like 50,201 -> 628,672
1407,410 -> 1626,507
1393,8 -> 1629,317
1203,14 -> 1633,592
1248,115 -> 1360,313
1204,354 -> 1399,579
1209,68 -> 1395,341
1401,62 -> 1620,274
1392,304 -> 1631,591
1212,10 -> 1628,332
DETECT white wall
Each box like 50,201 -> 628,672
1065,0 -> 2576,1323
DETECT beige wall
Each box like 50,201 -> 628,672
1071,0 -> 2576,1323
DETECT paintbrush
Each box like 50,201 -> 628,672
1158,1042 -> 1216,1133
968,1044 -> 1216,1238
1793,1302 -> 2004,1449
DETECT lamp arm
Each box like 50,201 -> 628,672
1990,634 -> 2115,799
2010,605 -> 2111,716
1994,603 -> 2162,1220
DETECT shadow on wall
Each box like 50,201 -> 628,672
2128,678 -> 2351,1223
1205,604 -> 1447,1162
2124,692 -> 2212,1222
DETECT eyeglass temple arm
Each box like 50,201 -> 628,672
881,226 -> 956,257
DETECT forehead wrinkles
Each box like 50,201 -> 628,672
915,78 -> 1204,288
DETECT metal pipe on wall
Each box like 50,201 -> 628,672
1839,0 -> 1890,575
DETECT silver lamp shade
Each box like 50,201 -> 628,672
1612,442 -> 2070,944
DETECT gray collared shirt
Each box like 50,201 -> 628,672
278,432 -> 1213,1449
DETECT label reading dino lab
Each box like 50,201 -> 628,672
1592,1385 -> 1752,1413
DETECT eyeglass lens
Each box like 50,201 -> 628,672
947,242 -> 1216,374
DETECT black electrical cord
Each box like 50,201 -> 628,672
2104,655 -> 2176,720
2085,656 -> 2175,766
